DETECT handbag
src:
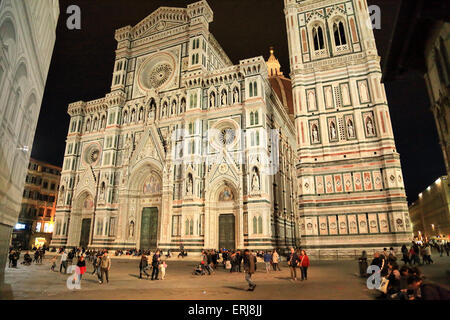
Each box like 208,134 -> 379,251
377,277 -> 389,294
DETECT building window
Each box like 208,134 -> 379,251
333,21 -> 347,46
313,25 -> 325,50
172,215 -> 181,236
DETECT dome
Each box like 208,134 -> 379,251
266,47 -> 294,118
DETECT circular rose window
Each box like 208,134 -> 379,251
138,53 -> 175,91
148,63 -> 173,88
84,144 -> 101,166
218,128 -> 235,145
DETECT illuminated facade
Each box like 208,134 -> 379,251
52,1 -> 299,252
0,0 -> 59,283
12,158 -> 61,249
284,0 -> 412,257
409,176 -> 450,240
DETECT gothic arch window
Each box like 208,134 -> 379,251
249,81 -> 258,97
254,111 -> 259,125
252,216 -> 257,234
250,112 -> 255,126
312,25 -> 325,50
258,216 -> 263,234
333,20 -> 347,46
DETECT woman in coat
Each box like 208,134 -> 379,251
299,250 -> 310,281
76,255 -> 86,282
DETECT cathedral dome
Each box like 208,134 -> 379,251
266,47 -> 294,118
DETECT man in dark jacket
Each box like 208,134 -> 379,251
139,255 -> 150,279
151,250 -> 160,280
243,249 -> 257,291
408,275 -> 450,300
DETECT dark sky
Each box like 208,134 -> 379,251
32,0 -> 446,204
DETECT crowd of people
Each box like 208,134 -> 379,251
8,247 -> 46,268
359,242 -> 450,300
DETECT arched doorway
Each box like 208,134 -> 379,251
70,191 -> 94,248
126,161 -> 163,250
206,180 -> 240,250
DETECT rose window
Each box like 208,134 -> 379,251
148,63 -> 173,88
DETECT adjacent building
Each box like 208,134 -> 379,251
0,0 -> 59,284
424,22 -> 450,179
284,0 -> 412,257
409,176 -> 450,240
11,158 -> 61,249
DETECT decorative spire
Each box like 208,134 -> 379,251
266,46 -> 283,77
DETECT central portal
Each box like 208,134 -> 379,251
80,218 -> 91,248
219,214 -> 235,250
140,207 -> 158,249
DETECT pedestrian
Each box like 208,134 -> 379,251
139,255 -> 150,279
299,250 -> 310,281
272,249 -> 281,271
50,255 -> 57,271
407,275 -> 450,300
151,250 -> 160,280
76,255 -> 86,282
358,251 -> 368,277
288,247 -> 299,281
60,250 -> 68,274
99,251 -> 111,284
159,260 -> 167,280
401,244 -> 410,265
243,249 -> 257,291
263,251 -> 272,273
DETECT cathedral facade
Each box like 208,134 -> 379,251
51,1 -> 299,252
52,0 -> 412,255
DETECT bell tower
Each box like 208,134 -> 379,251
284,0 -> 412,256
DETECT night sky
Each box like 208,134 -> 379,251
31,0 -> 446,204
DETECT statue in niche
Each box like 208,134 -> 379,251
138,108 -> 143,121
93,118 -> 98,131
123,111 -> 129,124
221,90 -> 227,105
128,221 -> 135,238
186,174 -> 193,195
86,119 -> 91,132
131,109 -> 136,122
101,116 -> 106,129
233,88 -> 239,104
162,102 -> 168,117
251,170 -> 260,192
366,117 -> 375,135
180,99 -> 186,113
172,100 -> 177,115
210,92 -> 215,108
100,182 -> 105,200
347,120 -> 355,138
330,122 -> 337,140
311,125 -> 319,143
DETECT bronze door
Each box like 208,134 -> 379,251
219,214 -> 235,250
80,218 -> 91,248
140,207 -> 158,250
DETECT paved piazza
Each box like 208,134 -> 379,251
1,254 -> 449,300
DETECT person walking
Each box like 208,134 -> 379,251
288,248 -> 299,281
159,260 -> 167,280
76,255 -> 86,283
139,255 -> 150,279
401,245 -> 410,265
263,251 -> 272,273
60,250 -> 68,274
299,250 -> 310,281
272,249 -> 281,271
151,250 -> 160,280
243,249 -> 257,291
99,251 -> 111,284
